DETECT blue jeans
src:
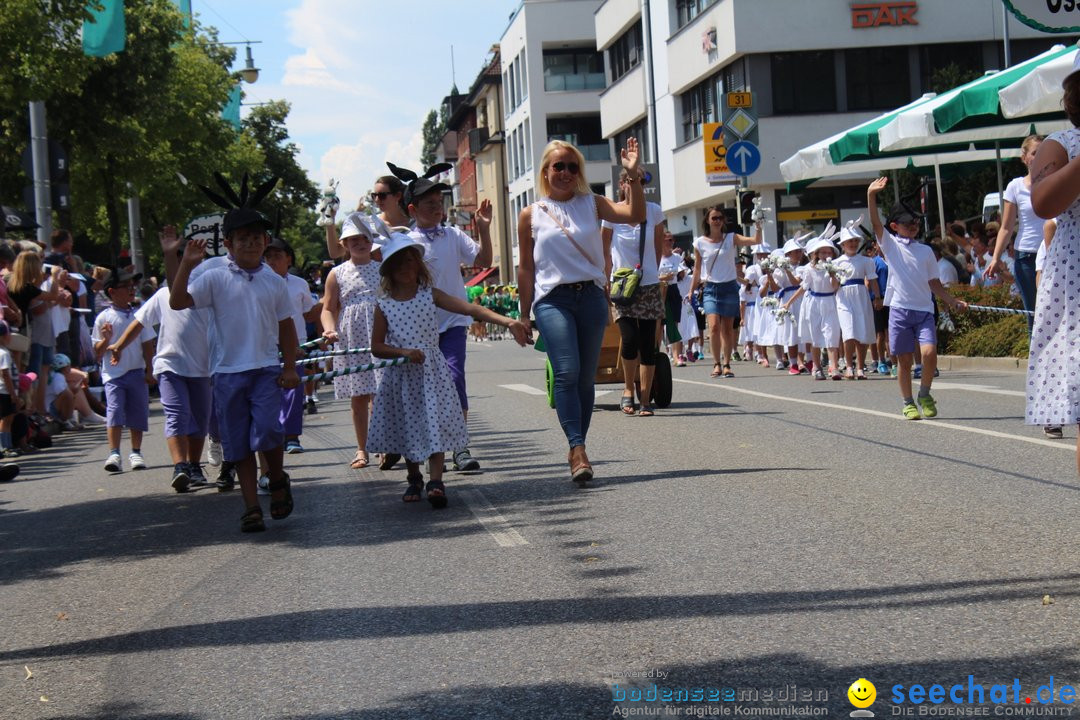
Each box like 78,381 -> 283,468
1014,251 -> 1037,334
533,283 -> 608,448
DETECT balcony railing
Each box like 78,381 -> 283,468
544,72 -> 605,92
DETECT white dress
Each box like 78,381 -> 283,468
675,261 -> 700,342
833,253 -> 876,345
1026,129 -> 1080,427
774,268 -> 801,347
740,265 -> 761,344
800,265 -> 841,348
367,287 -> 469,461
331,260 -> 381,399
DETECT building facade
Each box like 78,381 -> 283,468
500,0 -> 606,267
594,0 -> 1069,244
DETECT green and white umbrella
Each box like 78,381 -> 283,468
999,46 -> 1078,119
877,44 -> 1074,154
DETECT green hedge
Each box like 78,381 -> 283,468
937,285 -> 1030,358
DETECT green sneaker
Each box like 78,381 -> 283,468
918,394 -> 937,418
902,402 -> 921,420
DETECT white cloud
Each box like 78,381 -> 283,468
318,130 -> 424,211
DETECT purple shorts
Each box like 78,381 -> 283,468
280,384 -> 304,437
105,368 -> 149,432
888,307 -> 937,356
158,372 -> 212,438
439,326 -> 468,412
212,367 -> 284,462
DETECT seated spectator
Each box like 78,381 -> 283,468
46,353 -> 106,429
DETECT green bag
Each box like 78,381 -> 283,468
609,221 -> 647,307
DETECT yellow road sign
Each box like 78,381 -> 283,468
777,209 -> 839,222
727,92 -> 753,108
703,122 -> 729,176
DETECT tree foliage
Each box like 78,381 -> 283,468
0,0 -> 320,274
420,109 -> 442,168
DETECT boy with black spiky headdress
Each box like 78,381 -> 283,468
170,173 -> 300,533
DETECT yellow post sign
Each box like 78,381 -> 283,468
703,122 -> 731,182
727,92 -> 753,109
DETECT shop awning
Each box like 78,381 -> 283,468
465,267 -> 497,287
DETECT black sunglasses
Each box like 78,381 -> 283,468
370,191 -> 392,200
551,161 -> 580,175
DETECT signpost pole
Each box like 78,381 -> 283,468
28,101 -> 52,246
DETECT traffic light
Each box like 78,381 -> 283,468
740,191 -> 757,226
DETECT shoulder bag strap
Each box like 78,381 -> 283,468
705,235 -> 724,278
536,203 -> 602,274
636,221 -> 647,269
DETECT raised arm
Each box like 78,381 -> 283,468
596,138 -> 645,225
867,177 -> 887,240
474,198 -> 493,268
169,238 -> 205,310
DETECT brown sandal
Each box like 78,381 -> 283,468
711,363 -> 722,378
349,451 -> 369,469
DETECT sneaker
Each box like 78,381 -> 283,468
675,355 -> 686,367
452,448 -> 481,472
933,368 -> 940,378
732,351 -> 742,362
188,463 -> 210,487
695,352 -> 704,361
284,439 -> 304,454
800,363 -> 811,375
257,473 -> 271,496
215,461 -> 236,491
171,463 -> 191,493
1,448 -> 20,459
306,398 -> 317,416
814,369 -> 826,381
63,419 -> 83,431
207,439 -> 223,467
104,452 -> 122,473
912,365 -> 923,379
917,394 -> 937,418
0,463 -> 18,482
129,452 -> 147,470
1044,425 -> 1064,439
877,361 -> 889,375
686,352 -> 697,363
902,402 -> 921,420
788,365 -> 801,375
775,360 -> 786,371
889,365 -> 898,378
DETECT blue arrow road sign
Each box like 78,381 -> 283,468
727,140 -> 760,177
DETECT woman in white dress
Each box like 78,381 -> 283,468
1027,55 -> 1080,473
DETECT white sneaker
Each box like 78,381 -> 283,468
257,473 -> 271,495
79,412 -> 107,425
207,440 -> 223,467
128,452 -> 147,471
104,452 -> 122,473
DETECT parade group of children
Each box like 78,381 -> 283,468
93,168 -> 526,532
679,178 -> 967,420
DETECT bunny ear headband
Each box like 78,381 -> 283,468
388,162 -> 452,207
839,214 -> 865,243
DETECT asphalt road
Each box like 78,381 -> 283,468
1,340 -> 1077,720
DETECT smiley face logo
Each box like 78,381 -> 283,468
848,679 -> 876,708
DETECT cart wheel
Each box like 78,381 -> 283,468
545,359 -> 556,409
652,353 -> 673,408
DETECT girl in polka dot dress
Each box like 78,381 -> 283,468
368,233 -> 529,508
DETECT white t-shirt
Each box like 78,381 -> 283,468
693,234 -> 737,284
529,194 -> 606,308
658,252 -> 682,281
675,260 -> 693,296
408,224 -> 480,333
0,347 -> 11,395
92,306 -> 157,382
876,229 -> 938,313
937,257 -> 958,286
1003,176 -> 1043,253
603,202 -> 666,286
135,287 -> 212,378
282,273 -> 316,342
187,264 -> 292,375
42,277 -> 68,340
45,370 -> 66,407
1036,221 -> 1053,272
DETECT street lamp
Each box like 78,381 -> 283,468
219,41 -> 262,84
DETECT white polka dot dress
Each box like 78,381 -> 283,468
367,287 -> 468,461
331,260 -> 381,399
1026,130 -> 1080,426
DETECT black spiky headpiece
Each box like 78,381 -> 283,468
387,162 -> 451,208
198,172 -> 279,238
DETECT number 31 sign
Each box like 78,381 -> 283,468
1003,0 -> 1080,32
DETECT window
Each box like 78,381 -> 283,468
614,118 -> 650,164
771,50 -> 836,115
676,0 -> 717,29
548,115 -> 610,162
847,47 -> 911,111
919,43 -> 982,94
523,117 -> 532,170
504,53 -> 529,113
543,48 -> 605,92
609,21 -> 643,84
680,71 -> 721,143
516,128 -> 526,179
520,52 -> 528,102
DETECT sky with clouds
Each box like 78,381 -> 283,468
204,0 -> 519,209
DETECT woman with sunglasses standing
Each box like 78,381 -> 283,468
517,138 -> 645,485
324,176 -> 411,260
688,207 -> 762,379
